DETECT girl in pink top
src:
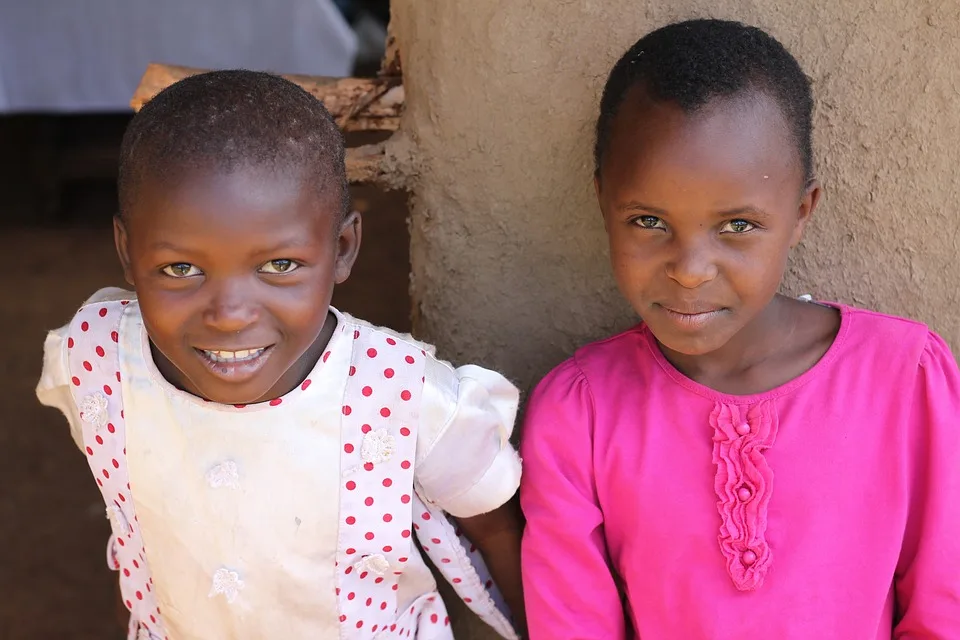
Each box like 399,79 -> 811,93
520,19 -> 960,639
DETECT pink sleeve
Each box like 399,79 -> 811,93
520,360 -> 627,640
895,332 -> 960,637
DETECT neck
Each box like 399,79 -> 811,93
264,310 -> 338,400
659,294 -> 795,384
150,310 -> 337,404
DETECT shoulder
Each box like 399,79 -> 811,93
63,287 -> 137,332
81,287 -> 136,309
572,324 -> 650,370
529,325 -> 653,403
335,308 -> 518,417
839,305 -> 936,369
41,288 -> 136,370
337,308 -> 449,388
529,357 -> 589,405
830,305 -> 960,400
524,358 -> 596,445
334,308 -> 437,357
532,324 -> 652,402
841,305 -> 929,343
335,307 -> 444,388
919,330 -> 957,372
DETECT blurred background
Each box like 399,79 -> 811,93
0,2 -> 408,637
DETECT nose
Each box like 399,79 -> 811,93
664,237 -> 719,289
202,278 -> 260,333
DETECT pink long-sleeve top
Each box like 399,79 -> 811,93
520,305 -> 960,639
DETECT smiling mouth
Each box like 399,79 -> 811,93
194,345 -> 274,382
201,348 -> 268,363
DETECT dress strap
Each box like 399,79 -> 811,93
63,297 -> 166,640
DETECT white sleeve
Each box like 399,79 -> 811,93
414,358 -> 522,518
35,325 -> 84,451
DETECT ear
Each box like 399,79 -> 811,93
789,178 -> 822,248
594,174 -> 610,233
113,215 -> 136,286
334,210 -> 362,285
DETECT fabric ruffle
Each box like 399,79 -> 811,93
711,401 -> 778,591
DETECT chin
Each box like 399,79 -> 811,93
189,376 -> 281,406
647,325 -> 733,358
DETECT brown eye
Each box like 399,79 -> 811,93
162,263 -> 202,277
635,215 -> 667,230
259,259 -> 300,274
721,219 -> 755,234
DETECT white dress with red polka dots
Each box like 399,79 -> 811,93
36,288 -> 522,640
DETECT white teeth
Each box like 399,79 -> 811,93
204,348 -> 265,363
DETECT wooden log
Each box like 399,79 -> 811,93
130,63 -> 405,184
130,63 -> 403,133
380,18 -> 402,79
345,142 -> 388,184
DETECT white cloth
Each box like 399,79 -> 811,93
0,0 -> 357,113
37,288 -> 522,639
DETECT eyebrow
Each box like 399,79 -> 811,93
146,236 -> 317,256
147,240 -> 193,253
253,237 -> 318,255
715,205 -> 772,219
619,201 -> 669,216
619,201 -> 771,219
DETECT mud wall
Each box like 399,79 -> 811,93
389,2 -> 960,631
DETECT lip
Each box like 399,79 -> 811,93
194,345 -> 274,382
655,303 -> 728,330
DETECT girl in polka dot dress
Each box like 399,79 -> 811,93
520,20 -> 960,639
36,71 -> 525,640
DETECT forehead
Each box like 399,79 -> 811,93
601,88 -> 801,192
128,164 -> 340,241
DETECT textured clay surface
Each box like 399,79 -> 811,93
391,3 -> 960,635
394,0 -> 960,390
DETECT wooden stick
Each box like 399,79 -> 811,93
129,63 -> 403,133
380,18 -> 402,79
130,63 -> 405,184
345,143 -> 388,184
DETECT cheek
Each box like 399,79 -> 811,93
608,232 -> 658,275
137,291 -> 196,339
267,282 -> 334,334
722,241 -> 789,293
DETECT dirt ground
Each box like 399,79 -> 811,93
1,115 -> 410,638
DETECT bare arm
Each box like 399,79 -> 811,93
415,361 -> 526,634
456,496 -> 527,637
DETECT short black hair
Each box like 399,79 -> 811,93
118,69 -> 348,221
595,19 -> 814,181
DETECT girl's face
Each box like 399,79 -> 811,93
596,88 -> 820,357
114,165 -> 360,405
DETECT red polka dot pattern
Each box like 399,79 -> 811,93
60,302 -> 514,639
62,297 -> 166,637
407,496 -> 518,639
336,326 -> 424,637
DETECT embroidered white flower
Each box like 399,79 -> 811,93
79,392 -> 109,430
360,429 -> 396,465
354,553 -> 391,576
105,504 -> 130,534
206,460 -> 240,489
208,567 -> 244,603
